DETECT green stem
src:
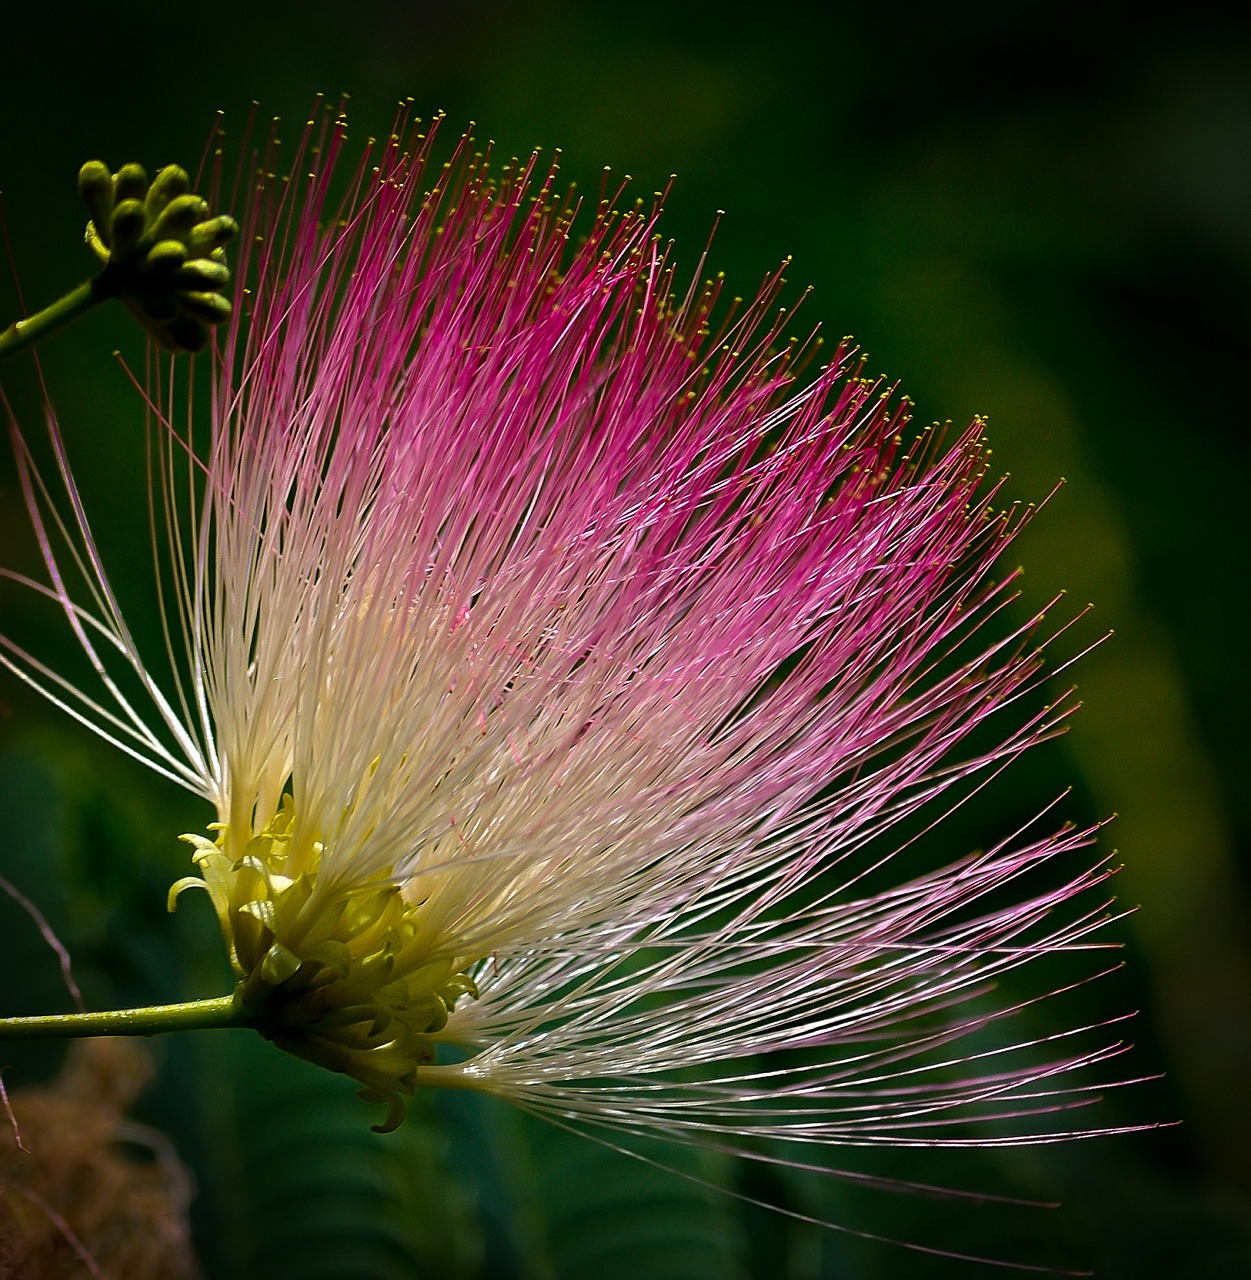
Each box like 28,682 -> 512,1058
0,993 -> 247,1041
0,277 -> 106,365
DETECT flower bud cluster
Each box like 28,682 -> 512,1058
79,160 -> 237,352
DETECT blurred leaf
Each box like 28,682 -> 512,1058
439,1089 -> 749,1280
195,1031 -> 482,1280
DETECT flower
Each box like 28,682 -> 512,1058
3,107 -> 1128,1197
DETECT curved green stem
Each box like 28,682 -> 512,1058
0,993 -> 247,1041
0,277 -> 107,365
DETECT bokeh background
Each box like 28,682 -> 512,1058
1,2 -> 1249,1276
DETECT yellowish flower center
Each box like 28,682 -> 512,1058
169,796 -> 478,1131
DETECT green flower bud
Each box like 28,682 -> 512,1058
79,159 -> 238,353
143,163 -> 190,220
113,162 -> 148,204
144,240 -> 190,276
77,161 -> 115,233
179,290 -> 232,323
173,259 -> 230,290
109,199 -> 147,256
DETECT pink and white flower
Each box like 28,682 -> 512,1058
2,109 -> 1128,1198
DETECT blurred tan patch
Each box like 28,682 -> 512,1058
0,1039 -> 200,1280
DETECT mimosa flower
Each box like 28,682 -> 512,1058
2,109 -> 1129,1198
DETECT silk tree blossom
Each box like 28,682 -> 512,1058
3,109 -> 1130,1197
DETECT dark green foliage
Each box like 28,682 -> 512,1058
446,1097 -> 749,1280
194,1033 -> 479,1280
194,1035 -> 751,1280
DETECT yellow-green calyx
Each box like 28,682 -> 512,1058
79,160 -> 238,353
170,797 -> 478,1132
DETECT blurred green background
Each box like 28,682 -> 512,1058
1,2 -> 1249,1276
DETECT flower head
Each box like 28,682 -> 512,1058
4,107 -> 1130,1205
